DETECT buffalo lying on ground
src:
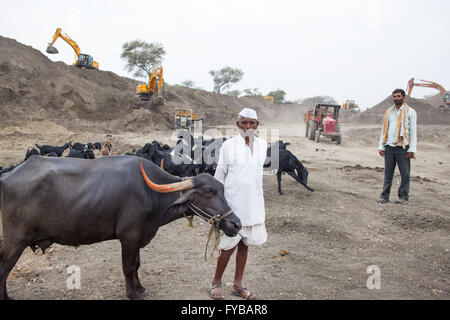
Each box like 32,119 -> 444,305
0,156 -> 241,300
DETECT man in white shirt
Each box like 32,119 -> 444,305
209,107 -> 267,300
377,89 -> 417,204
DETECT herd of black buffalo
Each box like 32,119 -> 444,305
0,133 -> 313,195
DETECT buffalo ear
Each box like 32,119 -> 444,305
165,189 -> 195,214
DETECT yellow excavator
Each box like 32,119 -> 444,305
342,99 -> 360,112
264,96 -> 274,103
174,108 -> 201,131
406,78 -> 450,108
136,66 -> 165,104
46,28 -> 99,70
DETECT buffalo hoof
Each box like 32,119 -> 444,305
278,192 -> 284,195
127,293 -> 145,300
138,288 -> 149,297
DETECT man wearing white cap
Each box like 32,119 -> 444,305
209,107 -> 267,300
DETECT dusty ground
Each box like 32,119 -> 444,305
0,121 -> 449,300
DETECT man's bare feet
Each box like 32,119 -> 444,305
208,283 -> 224,300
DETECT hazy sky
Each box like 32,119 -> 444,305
1,0 -> 449,109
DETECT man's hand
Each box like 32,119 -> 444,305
406,152 -> 415,159
379,150 -> 385,158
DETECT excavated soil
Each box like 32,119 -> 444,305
342,96 -> 450,125
0,36 -> 449,300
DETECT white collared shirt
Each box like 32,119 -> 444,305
378,104 -> 417,153
214,134 -> 267,226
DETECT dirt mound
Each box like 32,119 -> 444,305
342,96 -> 450,125
0,35 -> 304,133
426,93 -> 449,109
0,36 -> 141,130
0,120 -> 71,135
389,213 -> 449,231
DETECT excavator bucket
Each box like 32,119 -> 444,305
46,45 -> 59,54
154,96 -> 165,105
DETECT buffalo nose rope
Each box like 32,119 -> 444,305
187,203 -> 233,262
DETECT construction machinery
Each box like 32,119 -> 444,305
406,78 -> 450,108
304,103 -> 342,144
136,67 -> 165,104
264,96 -> 274,103
46,28 -> 99,69
341,99 -> 360,112
175,108 -> 202,132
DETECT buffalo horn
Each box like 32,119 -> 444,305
139,160 -> 193,193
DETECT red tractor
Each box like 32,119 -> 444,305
304,103 -> 342,144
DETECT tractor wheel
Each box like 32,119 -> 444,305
309,121 -> 316,140
315,130 -> 320,143
336,134 -> 342,144
305,123 -> 309,138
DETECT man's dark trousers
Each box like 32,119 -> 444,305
381,145 -> 410,200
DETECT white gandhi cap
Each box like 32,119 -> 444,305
238,107 -> 258,120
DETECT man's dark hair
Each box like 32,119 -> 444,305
392,89 -> 406,97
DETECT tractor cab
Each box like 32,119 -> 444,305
304,103 -> 342,144
313,104 -> 340,122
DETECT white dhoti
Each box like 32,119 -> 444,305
219,223 -> 267,251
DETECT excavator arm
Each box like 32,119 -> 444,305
46,28 -> 81,63
407,78 -> 447,96
406,78 -> 449,106
149,67 -> 164,96
136,67 -> 165,104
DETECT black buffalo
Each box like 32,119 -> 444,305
35,143 -> 71,157
0,156 -> 241,300
67,147 -> 95,159
137,143 -> 200,178
265,140 -> 314,194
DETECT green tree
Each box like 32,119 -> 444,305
242,87 -> 263,98
266,89 -> 286,103
120,40 -> 165,78
209,66 -> 244,93
180,80 -> 195,88
300,95 -> 338,105
225,90 -> 242,97
179,80 -> 202,90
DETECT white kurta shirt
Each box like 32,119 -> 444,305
214,134 -> 267,226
